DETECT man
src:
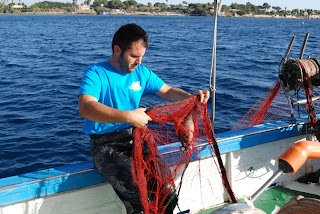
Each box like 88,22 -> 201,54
78,23 -> 210,214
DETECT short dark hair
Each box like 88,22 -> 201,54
112,23 -> 149,53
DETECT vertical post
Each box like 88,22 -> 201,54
300,32 -> 309,59
280,35 -> 296,121
210,0 -> 218,122
300,32 -> 313,175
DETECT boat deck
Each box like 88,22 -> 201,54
196,184 -> 320,214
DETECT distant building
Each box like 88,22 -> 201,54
11,4 -> 24,9
79,4 -> 90,10
261,7 -> 276,13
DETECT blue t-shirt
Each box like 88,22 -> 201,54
79,61 -> 165,135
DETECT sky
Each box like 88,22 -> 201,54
20,0 -> 320,10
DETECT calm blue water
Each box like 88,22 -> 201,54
0,14 -> 319,178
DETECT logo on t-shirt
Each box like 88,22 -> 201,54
129,81 -> 142,91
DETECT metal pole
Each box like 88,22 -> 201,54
210,0 -> 218,122
250,169 -> 283,202
281,35 -> 296,121
284,35 -> 296,59
300,32 -> 309,59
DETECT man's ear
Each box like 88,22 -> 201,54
114,45 -> 122,56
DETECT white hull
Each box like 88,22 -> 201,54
0,184 -> 126,214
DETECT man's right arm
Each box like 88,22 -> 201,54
78,94 -> 151,128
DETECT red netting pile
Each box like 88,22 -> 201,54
132,96 -> 236,214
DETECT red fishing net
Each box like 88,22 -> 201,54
232,80 -> 292,130
132,96 -> 236,214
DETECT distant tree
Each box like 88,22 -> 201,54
154,2 -> 166,11
230,3 -> 238,9
237,10 -> 245,15
273,6 -> 281,11
245,2 -> 257,13
92,0 -> 108,7
307,9 -> 313,15
123,0 -> 129,7
108,0 -> 125,9
72,0 -> 77,8
128,0 -> 137,6
262,2 -> 270,9
277,10 -> 286,16
92,0 -> 100,7
221,5 -> 230,11
239,3 -> 249,14
31,1 -> 73,10
188,3 -> 207,15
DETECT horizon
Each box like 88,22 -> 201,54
11,0 -> 320,10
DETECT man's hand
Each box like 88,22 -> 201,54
127,108 -> 152,128
194,90 -> 210,103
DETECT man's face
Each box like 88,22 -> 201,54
117,39 -> 146,73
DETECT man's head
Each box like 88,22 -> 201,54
112,23 -> 148,53
110,23 -> 149,73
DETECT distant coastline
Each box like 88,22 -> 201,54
5,10 -> 320,19
2,1 -> 320,19
110,11 -> 320,19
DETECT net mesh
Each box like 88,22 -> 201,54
131,76 -> 314,213
232,80 -> 292,130
132,96 -> 236,214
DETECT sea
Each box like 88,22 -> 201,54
0,14 -> 319,179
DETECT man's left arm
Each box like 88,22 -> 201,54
157,83 -> 210,103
